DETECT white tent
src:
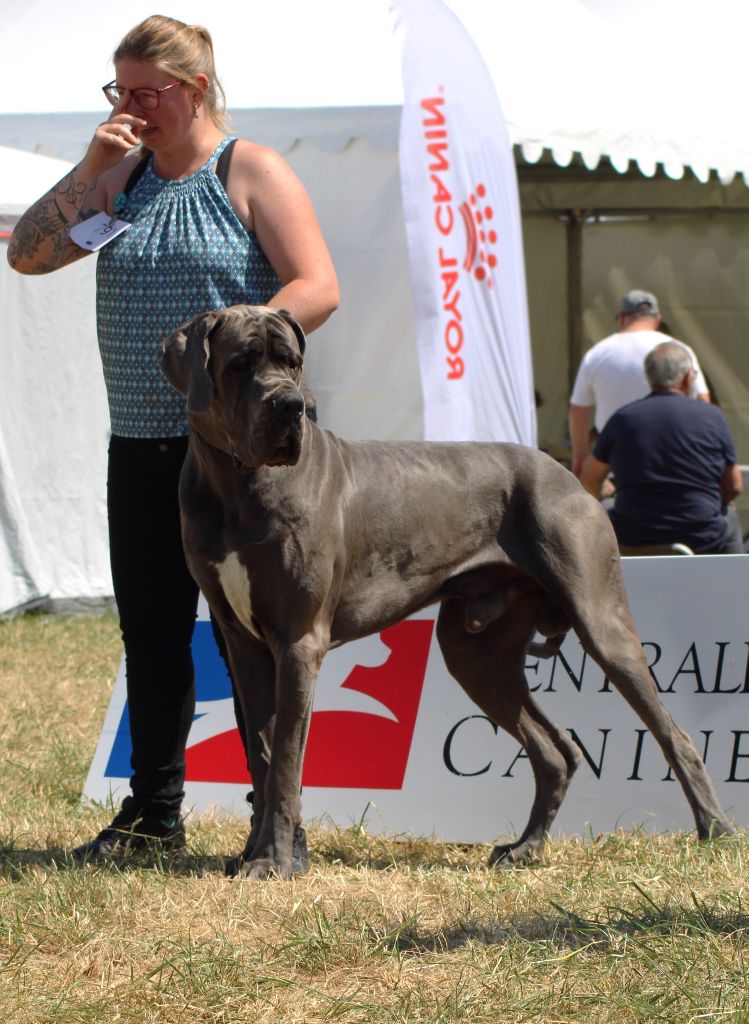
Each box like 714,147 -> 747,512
0,146 -> 77,223
0,147 -> 109,612
5,0 -> 749,184
0,110 -> 422,613
2,0 -> 749,612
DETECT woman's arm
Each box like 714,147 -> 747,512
227,141 -> 339,334
7,165 -> 106,274
7,102 -> 146,275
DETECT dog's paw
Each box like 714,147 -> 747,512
697,818 -> 736,841
487,840 -> 539,869
232,856 -> 293,881
224,839 -> 255,878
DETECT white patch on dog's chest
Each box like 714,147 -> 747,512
212,551 -> 263,641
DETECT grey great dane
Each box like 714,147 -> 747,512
160,304 -> 733,879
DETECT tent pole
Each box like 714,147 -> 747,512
566,209 -> 584,399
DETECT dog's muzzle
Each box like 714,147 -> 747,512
265,392 -> 305,466
271,393 -> 305,423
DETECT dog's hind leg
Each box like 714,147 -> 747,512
436,597 -> 582,867
575,605 -> 734,839
522,499 -> 732,840
486,693 -> 582,866
565,561 -> 733,839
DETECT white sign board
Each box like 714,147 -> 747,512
84,556 -> 749,841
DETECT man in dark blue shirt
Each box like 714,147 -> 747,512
580,341 -> 743,553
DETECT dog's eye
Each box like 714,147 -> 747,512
284,351 -> 302,371
228,355 -> 256,376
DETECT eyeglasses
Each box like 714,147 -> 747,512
102,80 -> 182,110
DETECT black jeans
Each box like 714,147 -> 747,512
107,435 -> 201,816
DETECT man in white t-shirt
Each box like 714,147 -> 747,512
568,289 -> 709,477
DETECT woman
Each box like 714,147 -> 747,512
8,15 -> 339,862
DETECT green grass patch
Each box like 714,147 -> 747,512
0,614 -> 747,1023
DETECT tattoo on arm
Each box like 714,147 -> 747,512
9,200 -> 64,256
8,168 -> 99,273
58,172 -> 90,208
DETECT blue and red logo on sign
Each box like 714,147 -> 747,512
105,618 -> 434,790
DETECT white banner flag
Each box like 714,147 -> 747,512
392,0 -> 537,445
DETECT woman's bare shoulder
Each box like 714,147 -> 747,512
229,138 -> 294,178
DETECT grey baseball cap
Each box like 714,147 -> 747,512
619,289 -> 660,316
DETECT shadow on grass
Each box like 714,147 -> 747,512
385,900 -> 749,955
312,833 -> 492,872
0,843 -> 230,878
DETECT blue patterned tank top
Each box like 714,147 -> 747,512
96,136 -> 281,437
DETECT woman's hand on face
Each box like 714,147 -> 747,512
82,96 -> 147,178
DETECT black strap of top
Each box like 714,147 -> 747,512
120,138 -> 235,199
123,154 -> 149,196
215,138 -> 237,189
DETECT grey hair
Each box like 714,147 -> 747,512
644,342 -> 694,390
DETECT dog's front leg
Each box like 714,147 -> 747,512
235,637 -> 324,880
217,621 -> 278,875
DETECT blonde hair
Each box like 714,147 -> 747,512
113,15 -> 229,131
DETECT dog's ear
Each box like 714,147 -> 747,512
159,311 -> 220,413
275,308 -> 306,355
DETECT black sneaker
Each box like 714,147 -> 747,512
72,797 -> 186,860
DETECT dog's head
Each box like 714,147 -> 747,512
159,304 -> 310,470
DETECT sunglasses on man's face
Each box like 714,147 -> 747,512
102,80 -> 182,111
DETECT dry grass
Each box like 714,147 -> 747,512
1,614 -> 748,1023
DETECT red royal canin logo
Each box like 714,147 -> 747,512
421,91 -> 499,380
459,184 -> 498,288
184,619 -> 434,789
